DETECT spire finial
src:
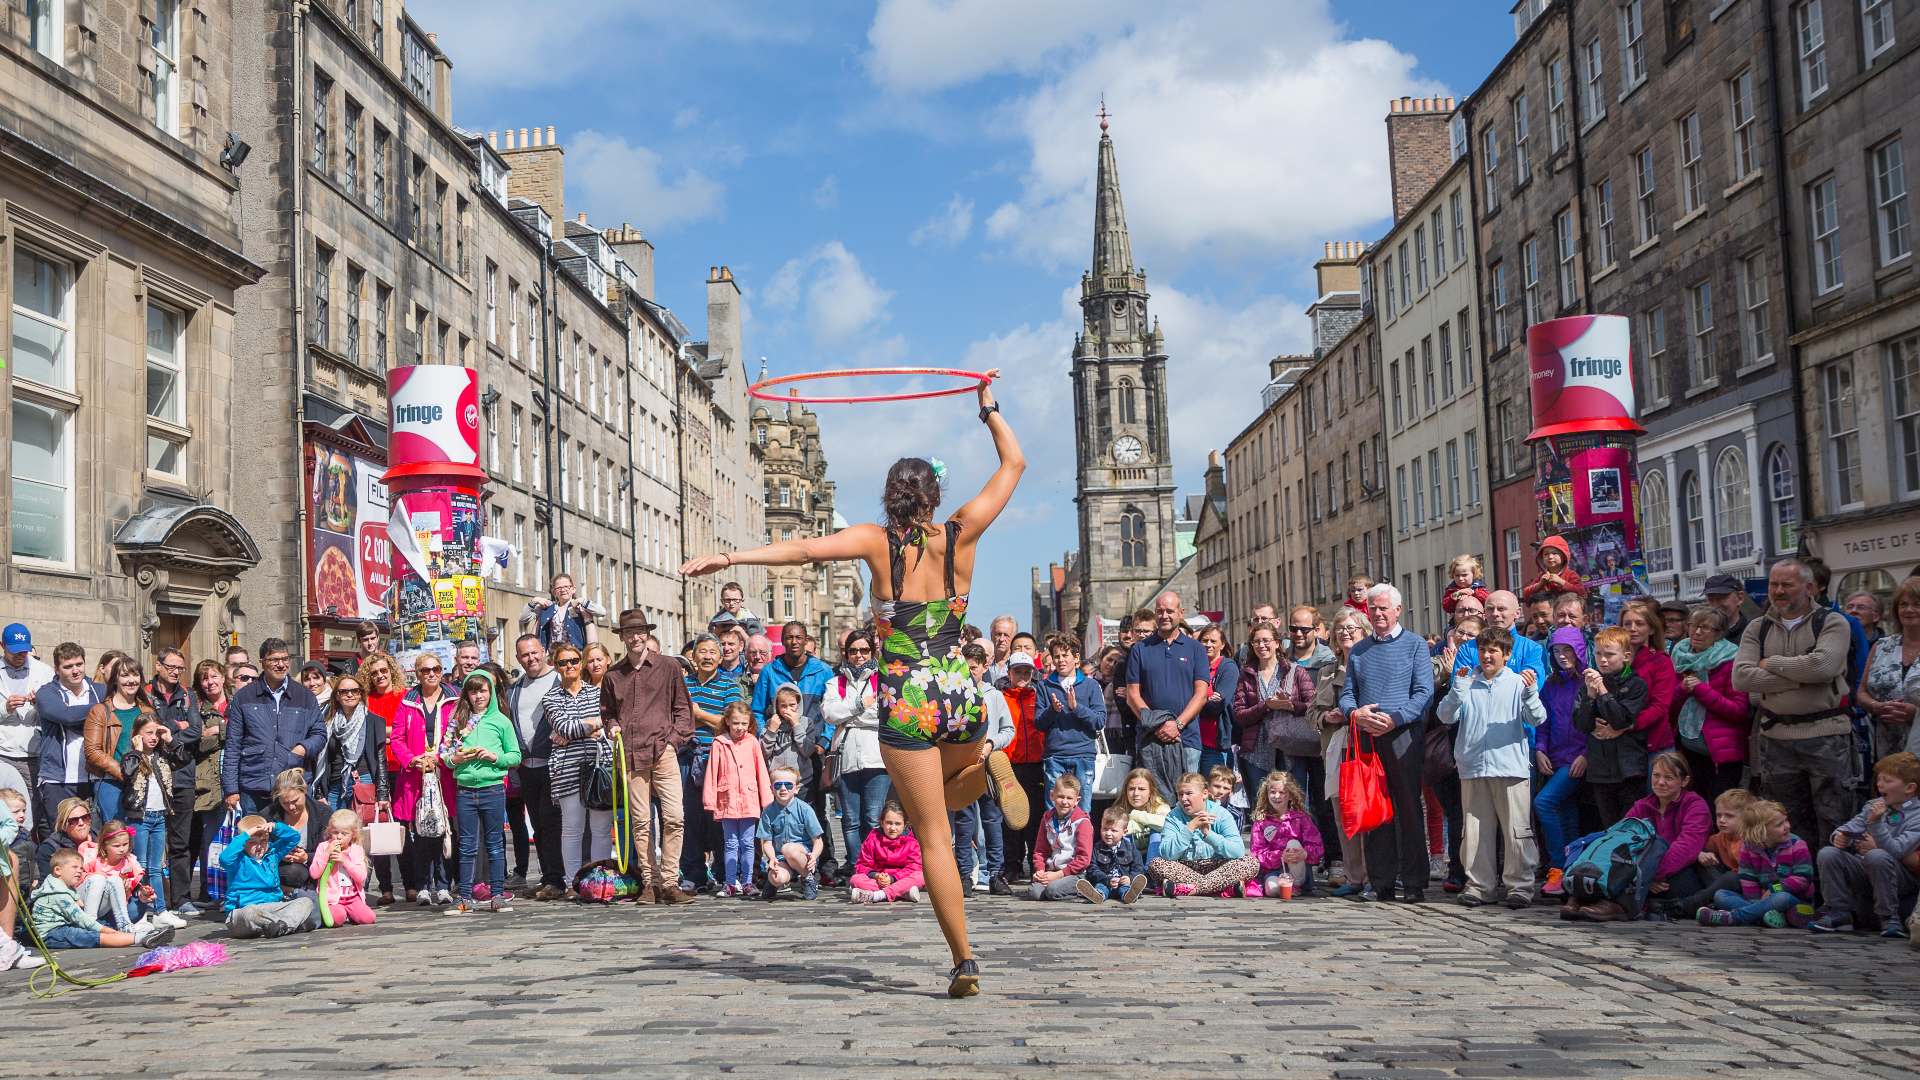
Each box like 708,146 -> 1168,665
1097,96 -> 1111,133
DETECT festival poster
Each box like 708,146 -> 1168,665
304,443 -> 391,619
1571,445 -> 1635,543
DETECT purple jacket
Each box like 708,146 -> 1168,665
1537,627 -> 1588,769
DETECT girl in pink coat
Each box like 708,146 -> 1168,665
703,703 -> 772,896
311,809 -> 376,925
850,802 -> 925,903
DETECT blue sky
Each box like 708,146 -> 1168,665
412,0 -> 1513,631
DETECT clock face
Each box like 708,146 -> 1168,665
1112,435 -> 1144,464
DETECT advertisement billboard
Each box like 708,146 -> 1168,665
386,364 -> 483,482
1526,314 -> 1643,440
303,442 -> 392,620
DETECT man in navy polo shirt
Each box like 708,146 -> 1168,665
1124,592 -> 1210,776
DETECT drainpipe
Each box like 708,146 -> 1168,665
292,0 -> 313,654
674,343 -> 693,626
1460,96 -> 1504,590
538,236 -> 560,574
623,313 -> 639,612
1760,0 -> 1811,549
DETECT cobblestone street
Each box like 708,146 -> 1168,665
6,891 -> 1917,1078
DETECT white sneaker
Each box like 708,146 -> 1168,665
135,923 -> 176,948
907,886 -> 923,903
129,916 -> 153,936
972,878 -> 989,893
11,951 -> 45,970
416,892 -> 435,907
434,889 -> 454,905
156,911 -> 190,930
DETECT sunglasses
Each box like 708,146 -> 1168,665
555,657 -> 582,667
771,781 -> 796,790
235,673 -> 257,683
1288,626 -> 1316,633
417,666 -> 442,675
845,646 -> 872,655
337,687 -> 363,695
67,813 -> 92,824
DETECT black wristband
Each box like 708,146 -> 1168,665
979,402 -> 1000,423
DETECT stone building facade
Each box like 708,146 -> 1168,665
1224,353 -> 1311,628
2,0 -> 265,661
1192,452 -> 1231,622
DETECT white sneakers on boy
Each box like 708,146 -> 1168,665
155,911 -> 190,930
133,920 -> 176,948
434,889 -> 455,905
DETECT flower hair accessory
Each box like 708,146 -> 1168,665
928,458 -> 948,486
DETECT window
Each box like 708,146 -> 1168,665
10,248 -> 74,564
1595,178 -> 1617,269
1412,457 -> 1426,526
1681,472 -> 1705,568
1643,470 -> 1673,573
530,423 -> 542,493
510,406 -> 523,483
1824,362 -> 1861,507
1439,322 -> 1455,398
1547,56 -> 1568,153
1621,0 -> 1647,88
1554,207 -> 1577,308
1428,449 -> 1443,526
1465,431 -> 1481,503
1450,111 -> 1468,161
1634,145 -> 1658,244
1809,175 -> 1844,293
1685,279 -> 1714,387
149,0 -> 180,136
1421,337 -> 1436,412
1450,189 -> 1466,262
1120,506 -> 1147,567
371,126 -> 389,217
1767,445 -> 1798,553
455,196 -> 469,274
1716,448 -> 1754,562
432,179 -> 447,260
1482,126 -> 1502,211
403,26 -> 434,106
782,586 -> 795,620
1738,256 -> 1772,366
1581,35 -> 1606,125
1415,226 -> 1429,292
1874,139 -> 1910,266
508,282 -> 520,359
1492,261 -> 1512,350
1117,377 -> 1137,425
409,159 -> 426,247
1396,465 -> 1409,529
1729,70 -> 1757,182
374,283 -> 390,369
1458,311 -> 1474,385
1505,529 -> 1523,590
1512,93 -> 1531,186
1498,399 -> 1518,476
311,244 -> 332,348
1862,0 -> 1896,60
1676,112 -> 1703,216
1431,208 -> 1446,277
1389,359 -> 1402,427
1640,306 -> 1670,403
1893,335 -> 1920,495
1383,256 -> 1397,314
311,71 -> 330,170
1446,440 -> 1462,515
1522,236 -> 1543,327
342,99 -> 361,195
344,266 -> 362,364
1397,243 -> 1412,310
1796,2 -> 1828,105
28,0 -> 60,63
485,262 -> 498,342
371,0 -> 384,55
142,304 -> 186,477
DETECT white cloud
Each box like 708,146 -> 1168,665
866,0 -> 1160,93
909,195 -> 974,247
812,174 -> 841,209
566,130 -> 724,231
764,242 -> 894,345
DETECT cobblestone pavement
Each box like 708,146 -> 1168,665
5,888 -> 1917,1078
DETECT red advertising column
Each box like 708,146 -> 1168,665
383,366 -> 490,673
1525,315 -> 1648,621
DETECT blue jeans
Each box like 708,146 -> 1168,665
1712,888 -> 1799,925
132,810 -> 169,913
40,926 -> 100,949
94,782 -> 123,828
1533,766 -> 1581,870
1042,755 -> 1097,812
679,749 -> 715,888
719,818 -> 756,889
1183,747 -> 1203,775
1198,748 -> 1232,778
455,783 -> 507,901
951,795 -> 1004,881
836,768 -> 892,858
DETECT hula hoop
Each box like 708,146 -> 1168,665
610,729 -> 632,877
747,367 -> 994,405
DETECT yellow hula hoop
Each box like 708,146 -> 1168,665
610,729 -> 630,877
8,872 -> 129,998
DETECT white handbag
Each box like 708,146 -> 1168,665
363,804 -> 405,857
1092,729 -> 1132,800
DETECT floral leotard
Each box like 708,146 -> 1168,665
875,521 -> 984,749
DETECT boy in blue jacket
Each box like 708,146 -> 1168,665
1075,804 -> 1148,905
1037,634 -> 1106,813
221,816 -> 317,938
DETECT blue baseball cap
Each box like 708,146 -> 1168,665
1,623 -> 29,653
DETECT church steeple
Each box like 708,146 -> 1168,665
1092,100 -> 1134,280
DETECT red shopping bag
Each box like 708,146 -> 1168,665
1339,723 -> 1394,836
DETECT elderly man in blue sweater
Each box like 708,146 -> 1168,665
1337,584 -> 1435,903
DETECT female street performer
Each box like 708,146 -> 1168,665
680,370 -> 1023,997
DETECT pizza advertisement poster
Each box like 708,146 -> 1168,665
304,442 -> 392,620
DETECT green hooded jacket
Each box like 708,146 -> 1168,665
444,669 -> 523,789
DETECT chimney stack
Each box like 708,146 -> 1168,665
495,122 -> 566,238
606,223 -> 655,300
1312,239 -> 1367,298
1384,95 -> 1457,222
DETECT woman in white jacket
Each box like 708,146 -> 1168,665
823,628 -> 891,858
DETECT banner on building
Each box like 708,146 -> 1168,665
385,364 -> 483,481
1526,314 -> 1643,441
303,442 -> 392,620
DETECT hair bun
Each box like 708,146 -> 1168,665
883,458 -> 940,529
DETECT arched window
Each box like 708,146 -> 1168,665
1116,377 -> 1138,425
1767,444 -> 1798,555
1642,469 -> 1673,574
1680,471 -> 1705,568
1120,505 -> 1147,568
1714,447 -> 1752,563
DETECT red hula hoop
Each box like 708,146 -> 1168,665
747,367 -> 995,405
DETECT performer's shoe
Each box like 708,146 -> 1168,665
984,750 -> 1028,829
947,958 -> 980,999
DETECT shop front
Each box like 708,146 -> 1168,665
1802,503 -> 1920,602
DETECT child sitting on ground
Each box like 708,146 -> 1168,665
1679,788 -> 1753,915
1441,554 -> 1490,616
1626,751 -> 1712,918
1075,804 -> 1147,905
80,820 -> 184,932
1028,774 -> 1093,900
221,815 -> 317,938
849,801 -> 923,904
1697,799 -> 1814,928
1812,751 -> 1920,937
757,766 -> 825,900
705,702 -> 773,897
310,808 -> 376,926
0,790 -> 44,970
1573,626 -> 1651,825
1,788 -> 37,895
1206,765 -> 1248,835
1150,772 -> 1259,898
1246,771 -> 1324,898
30,849 -> 169,950
1120,769 -> 1170,866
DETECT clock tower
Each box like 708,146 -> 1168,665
1070,110 -> 1177,633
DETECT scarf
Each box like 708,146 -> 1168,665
1669,637 -> 1737,751
328,702 -> 368,775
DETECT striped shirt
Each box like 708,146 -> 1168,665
686,670 -> 745,749
542,682 -> 603,799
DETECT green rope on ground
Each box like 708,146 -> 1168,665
8,873 -> 129,998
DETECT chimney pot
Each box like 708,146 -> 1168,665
519,127 -> 529,146
488,130 -> 497,146
546,125 -> 556,144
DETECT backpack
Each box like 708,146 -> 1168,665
1564,816 -> 1667,916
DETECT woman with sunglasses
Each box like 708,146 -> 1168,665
36,796 -> 94,882
188,659 -> 229,905
681,371 -> 1022,998
544,644 -> 612,891
824,628 -> 889,860
390,655 -> 458,905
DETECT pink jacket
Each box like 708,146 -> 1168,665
310,838 -> 369,907
388,689 -> 457,822
1626,790 -> 1711,882
703,732 -> 773,820
854,829 -> 923,879
79,842 -> 144,891
1248,809 -> 1324,871
1681,660 -> 1751,765
1633,646 -> 1678,752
